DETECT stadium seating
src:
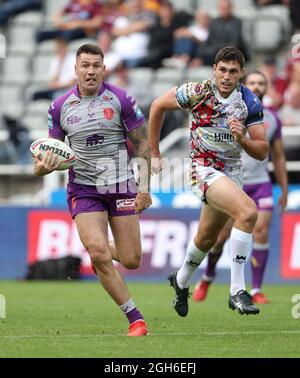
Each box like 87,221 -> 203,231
0,0 -> 296,202
0,85 -> 24,117
2,55 -> 30,85
68,38 -> 98,53
9,25 -> 36,55
36,40 -> 56,55
154,67 -> 185,86
170,0 -> 195,12
152,82 -> 176,99
128,67 -> 154,85
253,17 -> 284,52
22,112 -> 48,131
43,0 -> 69,24
197,0 -> 219,12
0,0 -> 292,131
11,11 -> 43,27
186,66 -> 214,82
31,54 -> 53,85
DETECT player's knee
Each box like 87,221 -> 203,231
87,242 -> 106,255
194,235 -> 216,252
239,202 -> 258,229
87,244 -> 111,269
214,236 -> 226,251
215,229 -> 230,249
246,207 -> 258,228
121,254 -> 141,270
254,225 -> 269,243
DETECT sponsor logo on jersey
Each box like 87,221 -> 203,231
116,199 -> 135,212
88,100 -> 96,120
133,103 -> 143,120
197,128 -> 234,143
214,132 -> 234,143
69,100 -> 81,107
48,114 -> 53,129
175,87 -> 188,107
71,197 -> 77,210
102,95 -> 114,102
67,115 -> 82,125
97,122 -> 108,129
136,108 -> 143,120
103,107 -> 114,120
86,134 -> 104,148
126,93 -> 135,104
258,196 -> 274,209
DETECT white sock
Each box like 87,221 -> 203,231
230,227 -> 252,295
119,298 -> 135,314
250,288 -> 261,296
177,240 -> 207,289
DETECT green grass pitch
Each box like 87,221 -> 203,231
0,281 -> 300,358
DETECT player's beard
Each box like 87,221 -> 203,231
252,88 -> 264,101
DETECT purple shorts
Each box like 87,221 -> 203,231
67,182 -> 137,218
244,182 -> 273,211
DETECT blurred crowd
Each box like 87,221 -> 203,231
0,0 -> 300,164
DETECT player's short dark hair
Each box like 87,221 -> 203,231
76,44 -> 104,59
215,46 -> 245,69
243,70 -> 268,85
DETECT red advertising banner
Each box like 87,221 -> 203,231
28,210 -> 232,278
281,213 -> 300,279
28,211 -> 94,274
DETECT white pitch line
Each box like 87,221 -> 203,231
1,330 -> 300,339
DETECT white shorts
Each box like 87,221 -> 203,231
188,163 -> 243,202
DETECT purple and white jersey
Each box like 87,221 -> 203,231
48,83 -> 145,186
175,80 -> 264,175
242,107 -> 282,184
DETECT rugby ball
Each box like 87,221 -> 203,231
30,138 -> 76,170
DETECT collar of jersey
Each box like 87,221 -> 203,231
74,83 -> 106,98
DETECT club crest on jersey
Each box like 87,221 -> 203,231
116,199 -> 135,212
103,107 -> 114,120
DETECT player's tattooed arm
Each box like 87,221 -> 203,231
128,123 -> 151,194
